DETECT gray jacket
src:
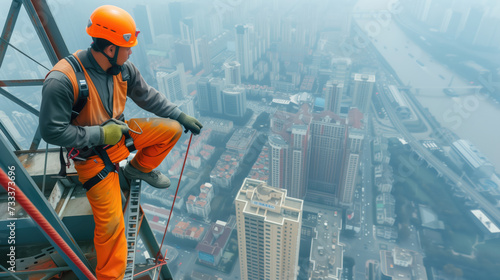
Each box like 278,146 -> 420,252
39,48 -> 182,149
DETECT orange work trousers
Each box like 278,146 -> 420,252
74,118 -> 182,279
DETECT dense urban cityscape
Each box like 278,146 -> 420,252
1,0 -> 500,279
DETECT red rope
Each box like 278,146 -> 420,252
133,261 -> 167,277
0,167 -> 97,280
155,133 -> 193,271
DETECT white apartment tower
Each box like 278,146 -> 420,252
289,125 -> 309,199
209,78 -> 225,115
222,86 -> 246,118
235,179 -> 303,280
235,24 -> 253,80
156,64 -> 187,102
196,77 -> 211,113
224,61 -> 242,85
340,131 -> 364,206
269,134 -> 289,191
324,80 -> 344,115
352,73 -> 375,113
180,17 -> 200,68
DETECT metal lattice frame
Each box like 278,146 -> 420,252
0,134 -> 95,278
0,1 -> 173,278
0,0 -> 69,151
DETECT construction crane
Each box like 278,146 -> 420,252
0,0 -> 173,279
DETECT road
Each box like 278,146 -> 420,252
343,113 -> 379,279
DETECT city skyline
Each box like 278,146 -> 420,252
1,0 -> 500,279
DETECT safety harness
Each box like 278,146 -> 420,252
58,54 -> 135,191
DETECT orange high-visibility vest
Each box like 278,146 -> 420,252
46,50 -> 127,126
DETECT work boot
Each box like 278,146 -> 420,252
123,163 -> 171,189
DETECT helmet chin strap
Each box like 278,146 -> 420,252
91,41 -> 123,75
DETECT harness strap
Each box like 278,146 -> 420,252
82,146 -> 118,191
57,147 -> 67,178
65,55 -> 89,121
56,55 -> 135,189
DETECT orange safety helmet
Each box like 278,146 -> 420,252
86,5 -> 140,48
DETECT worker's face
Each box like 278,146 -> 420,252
116,47 -> 132,65
106,45 -> 132,66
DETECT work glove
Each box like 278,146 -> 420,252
177,112 -> 203,135
100,122 -> 129,145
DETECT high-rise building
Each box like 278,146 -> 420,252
150,3 -> 169,37
331,57 -> 351,90
235,178 -> 303,280
268,126 -> 310,200
288,125 -> 309,199
339,131 -> 364,206
156,64 -> 187,102
174,41 -> 196,71
269,106 -> 311,200
222,86 -> 246,118
270,105 -> 349,204
197,78 -> 226,115
324,80 -> 344,115
440,9 -> 462,38
473,12 -> 500,48
177,95 -> 196,117
168,2 -> 183,36
235,24 -> 253,80
133,5 -> 154,45
199,36 -> 212,75
440,9 -> 453,33
207,14 -> 223,38
308,113 -> 347,205
459,6 -> 484,44
180,17 -> 200,69
0,110 -> 25,145
408,0 -> 433,22
180,17 -> 196,43
224,61 -> 242,85
352,73 -> 375,114
196,77 -> 211,113
269,105 -> 364,205
209,78 -> 224,115
269,134 -> 289,190
128,37 -> 153,83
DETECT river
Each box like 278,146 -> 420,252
353,0 -> 500,172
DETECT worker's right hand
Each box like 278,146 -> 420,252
101,123 -> 128,145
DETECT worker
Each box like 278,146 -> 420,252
39,5 -> 202,279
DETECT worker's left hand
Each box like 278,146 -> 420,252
177,113 -> 203,135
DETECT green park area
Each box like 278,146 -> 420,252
388,139 -> 500,279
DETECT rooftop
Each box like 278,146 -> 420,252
348,108 -> 364,129
236,178 -> 303,224
226,128 -> 257,152
393,247 -> 413,264
248,144 -> 270,182
452,139 -> 493,168
380,248 -> 428,280
198,116 -> 233,129
471,209 -> 500,233
353,73 -> 376,82
309,208 -> 343,279
196,217 -> 235,256
419,205 -> 445,230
